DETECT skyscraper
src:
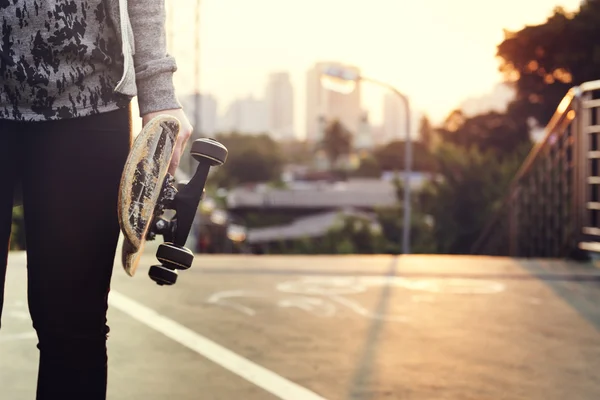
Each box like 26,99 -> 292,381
383,92 -> 403,143
382,92 -> 420,144
306,62 -> 362,143
220,96 -> 268,135
265,72 -> 295,141
181,93 -> 218,137
354,110 -> 375,151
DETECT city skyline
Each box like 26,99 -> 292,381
173,64 -> 445,143
306,62 -> 362,143
266,72 -> 295,141
178,66 -> 408,143
161,0 -> 582,140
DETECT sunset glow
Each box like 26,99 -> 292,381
163,0 -> 583,138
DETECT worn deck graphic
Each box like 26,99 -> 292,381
118,115 -> 180,277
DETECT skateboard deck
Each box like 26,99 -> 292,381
118,115 -> 180,277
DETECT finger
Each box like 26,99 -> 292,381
168,150 -> 180,175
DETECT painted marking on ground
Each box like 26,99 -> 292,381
0,332 -> 36,343
108,290 -> 328,400
0,300 -> 36,343
206,275 -> 505,321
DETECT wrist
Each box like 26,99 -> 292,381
136,71 -> 182,117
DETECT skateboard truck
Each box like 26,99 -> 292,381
148,138 -> 228,286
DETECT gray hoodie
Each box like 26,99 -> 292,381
104,0 -> 182,117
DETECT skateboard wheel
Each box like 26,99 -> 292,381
157,243 -> 194,270
149,264 -> 178,285
190,138 -> 228,166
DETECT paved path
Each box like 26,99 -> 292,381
2,251 -> 600,399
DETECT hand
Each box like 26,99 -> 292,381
142,108 -> 193,175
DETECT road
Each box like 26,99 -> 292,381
2,250 -> 600,399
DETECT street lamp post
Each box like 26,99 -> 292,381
321,67 -> 412,254
190,0 -> 202,176
195,0 -> 201,131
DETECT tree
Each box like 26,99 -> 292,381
435,110 -> 531,157
353,154 -> 382,178
210,133 -> 284,188
419,141 -> 528,254
373,176 -> 438,254
374,204 -> 437,254
279,139 -> 313,165
273,214 -> 388,254
497,2 -> 600,126
324,214 -> 385,254
418,115 -> 435,150
373,140 -> 437,173
321,119 -> 352,168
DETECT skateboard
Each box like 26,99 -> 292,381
117,114 -> 228,285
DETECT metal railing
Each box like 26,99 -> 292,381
471,80 -> 600,258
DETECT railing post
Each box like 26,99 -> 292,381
508,188 -> 518,257
574,88 -> 587,251
472,81 -> 600,257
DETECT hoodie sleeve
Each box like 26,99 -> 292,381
127,0 -> 182,116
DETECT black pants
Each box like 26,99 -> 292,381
0,107 -> 132,399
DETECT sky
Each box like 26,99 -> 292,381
161,0 -> 583,139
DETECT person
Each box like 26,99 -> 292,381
0,0 -> 192,398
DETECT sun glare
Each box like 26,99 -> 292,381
165,0 -> 583,136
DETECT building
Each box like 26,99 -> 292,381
306,62 -> 362,143
265,72 -> 295,141
370,124 -> 387,147
181,93 -> 218,137
382,92 -> 422,144
219,96 -> 269,134
226,178 -> 399,223
459,83 -> 515,118
354,110 -> 375,151
383,92 -> 404,143
177,93 -> 219,176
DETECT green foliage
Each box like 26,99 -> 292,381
375,189 -> 437,255
436,110 -> 531,156
263,214 -> 385,254
242,211 -> 298,229
210,133 -> 284,188
293,237 -> 315,254
264,208 -> 437,255
418,3 -> 597,253
419,141 -> 528,254
279,139 -> 314,165
497,2 -> 600,126
419,115 -> 435,151
335,238 -> 355,254
353,154 -> 382,178
325,214 -> 385,254
373,140 -> 437,172
218,3 -> 595,256
321,119 -> 353,168
267,179 -> 289,189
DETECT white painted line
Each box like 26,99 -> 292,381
0,332 -> 36,343
108,290 -> 328,400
